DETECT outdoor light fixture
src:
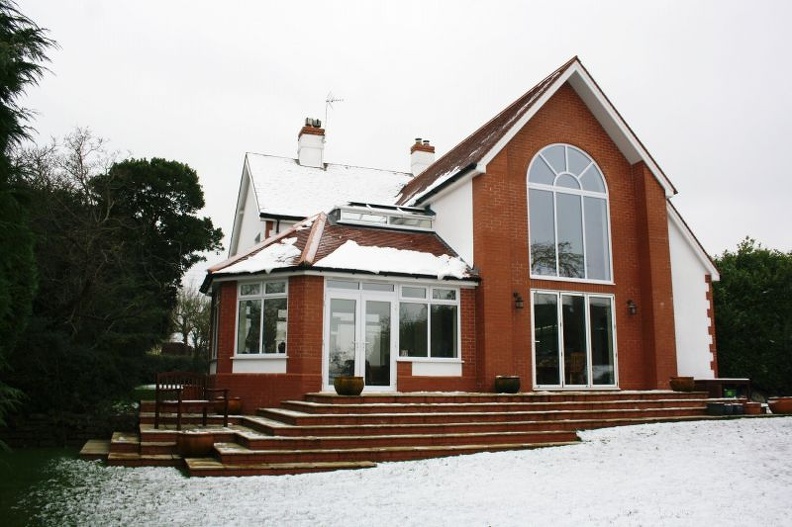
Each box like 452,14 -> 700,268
627,299 -> 638,315
513,292 -> 524,310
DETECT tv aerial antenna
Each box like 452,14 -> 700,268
325,91 -> 344,130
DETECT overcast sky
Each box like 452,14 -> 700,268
17,1 -> 792,283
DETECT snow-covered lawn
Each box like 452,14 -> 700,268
28,417 -> 792,526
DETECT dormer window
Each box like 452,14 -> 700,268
527,144 -> 612,282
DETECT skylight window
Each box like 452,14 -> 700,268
334,204 -> 434,231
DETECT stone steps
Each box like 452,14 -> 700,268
84,390 -> 725,476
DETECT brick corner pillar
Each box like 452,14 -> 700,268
633,161 -> 678,389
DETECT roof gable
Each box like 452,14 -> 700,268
397,57 -> 676,206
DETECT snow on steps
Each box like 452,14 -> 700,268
84,390 -> 728,476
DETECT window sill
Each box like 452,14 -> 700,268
397,357 -> 463,363
232,354 -> 287,359
530,275 -> 615,286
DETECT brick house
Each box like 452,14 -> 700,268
202,57 -> 719,412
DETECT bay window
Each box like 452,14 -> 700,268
237,280 -> 288,354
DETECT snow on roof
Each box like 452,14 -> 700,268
217,236 -> 302,275
313,240 -> 471,280
246,153 -> 413,218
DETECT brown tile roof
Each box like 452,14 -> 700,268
204,213 -> 476,288
397,56 -> 579,205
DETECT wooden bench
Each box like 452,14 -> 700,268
694,377 -> 751,399
154,371 -> 229,430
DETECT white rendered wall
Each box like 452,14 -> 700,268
431,180 -> 474,265
234,174 -> 265,256
668,218 -> 715,379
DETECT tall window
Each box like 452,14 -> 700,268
528,144 -> 611,281
398,286 -> 459,358
237,280 -> 288,354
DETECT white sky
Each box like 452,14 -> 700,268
17,1 -> 792,284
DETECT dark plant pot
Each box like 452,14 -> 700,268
177,432 -> 215,458
768,397 -> 792,414
744,401 -> 762,415
669,376 -> 695,392
706,402 -> 727,416
494,376 -> 521,394
731,404 -> 744,415
334,376 -> 364,396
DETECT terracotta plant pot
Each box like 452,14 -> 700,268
743,401 -> 762,415
177,432 -> 215,458
494,376 -> 521,394
669,376 -> 695,392
333,376 -> 364,396
768,397 -> 792,414
215,397 -> 243,414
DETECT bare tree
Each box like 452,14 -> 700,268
171,284 -> 211,359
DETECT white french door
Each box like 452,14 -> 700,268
532,291 -> 617,389
325,288 -> 396,392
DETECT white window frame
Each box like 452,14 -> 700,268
235,279 -> 288,356
397,285 -> 461,360
527,143 -> 614,284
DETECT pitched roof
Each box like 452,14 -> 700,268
397,56 -> 676,205
205,213 -> 476,289
246,153 -> 412,219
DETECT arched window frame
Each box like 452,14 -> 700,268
527,143 -> 613,283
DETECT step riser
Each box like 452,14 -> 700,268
302,392 -> 709,405
259,407 -> 706,427
281,399 -> 705,414
217,443 -> 567,465
240,431 -> 577,450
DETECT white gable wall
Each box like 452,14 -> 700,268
431,180 -> 474,265
668,214 -> 716,379
233,171 -> 266,256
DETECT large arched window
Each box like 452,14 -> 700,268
528,144 -> 611,281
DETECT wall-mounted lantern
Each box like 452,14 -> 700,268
627,299 -> 638,316
513,292 -> 525,310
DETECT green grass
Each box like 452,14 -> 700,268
0,448 -> 77,527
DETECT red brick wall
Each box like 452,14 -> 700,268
706,274 -> 718,375
471,82 -> 678,390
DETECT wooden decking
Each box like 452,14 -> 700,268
81,390 -> 762,477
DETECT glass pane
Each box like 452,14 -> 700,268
556,193 -> 584,278
362,282 -> 394,292
580,165 -> 606,193
529,189 -> 556,276
327,280 -> 359,290
529,156 -> 555,185
399,302 -> 427,357
567,146 -> 592,176
562,295 -> 588,385
329,299 -> 357,384
402,286 -> 426,299
541,145 -> 566,173
555,174 -> 580,189
432,288 -> 456,301
265,281 -> 286,295
533,293 -> 559,385
240,283 -> 260,296
590,297 -> 615,385
263,297 -> 288,353
237,299 -> 261,354
430,304 -> 457,358
584,197 -> 611,281
365,300 -> 391,386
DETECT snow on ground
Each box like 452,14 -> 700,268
26,418 -> 792,526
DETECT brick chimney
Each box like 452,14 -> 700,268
410,138 -> 435,176
298,117 -> 325,168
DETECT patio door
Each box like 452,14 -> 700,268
532,291 -> 617,388
325,285 -> 395,392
